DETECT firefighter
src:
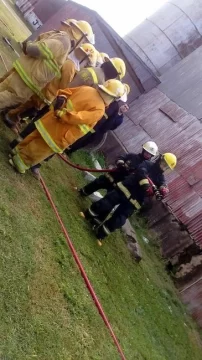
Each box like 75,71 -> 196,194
11,84 -> 129,179
9,79 -> 126,174
82,153 -> 177,245
79,141 -> 159,197
9,55 -> 127,147
65,101 -> 129,155
65,83 -> 130,156
29,100 -> 129,179
68,57 -> 126,88
6,54 -> 125,132
0,19 -> 95,111
4,43 -> 98,131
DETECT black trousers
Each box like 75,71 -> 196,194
65,131 -> 94,155
89,190 -> 135,239
82,175 -> 114,195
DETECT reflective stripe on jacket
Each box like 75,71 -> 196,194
13,34 -> 71,102
87,67 -> 98,84
57,99 -> 95,136
68,67 -> 105,88
105,173 -> 115,183
139,179 -> 149,186
117,182 -> 141,209
38,43 -> 61,78
13,60 -> 50,104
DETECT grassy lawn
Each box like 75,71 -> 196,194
0,122 -> 202,359
0,0 -> 31,77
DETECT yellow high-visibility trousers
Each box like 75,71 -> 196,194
13,129 -> 54,172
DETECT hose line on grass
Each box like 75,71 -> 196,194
39,175 -> 127,360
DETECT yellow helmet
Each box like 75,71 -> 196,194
70,19 -> 95,44
61,19 -> 95,44
98,79 -> 125,98
100,52 -> 110,62
79,43 -> 97,66
109,57 -> 126,79
79,43 -> 96,56
162,153 -> 177,170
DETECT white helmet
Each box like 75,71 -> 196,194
142,141 -> 158,156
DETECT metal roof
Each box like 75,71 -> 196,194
113,88 -> 202,248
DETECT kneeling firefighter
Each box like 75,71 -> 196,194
9,79 -> 126,174
83,153 -> 177,245
79,141 -> 159,197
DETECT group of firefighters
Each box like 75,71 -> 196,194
0,18 -> 177,245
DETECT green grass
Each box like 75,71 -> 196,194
0,122 -> 202,359
0,0 -> 31,77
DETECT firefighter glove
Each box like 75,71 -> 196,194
53,95 -> 67,111
145,186 -> 154,197
159,185 -> 169,198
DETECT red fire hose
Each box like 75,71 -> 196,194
39,175 -> 127,360
58,154 -> 116,173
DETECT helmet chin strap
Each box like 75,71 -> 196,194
79,54 -> 88,64
73,33 -> 86,50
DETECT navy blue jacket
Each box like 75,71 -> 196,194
120,160 -> 166,205
110,153 -> 145,183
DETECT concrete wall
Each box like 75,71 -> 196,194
124,0 -> 202,76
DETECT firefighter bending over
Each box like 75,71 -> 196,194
82,153 -> 177,245
79,141 -> 159,197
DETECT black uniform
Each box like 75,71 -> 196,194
85,160 -> 167,240
80,152 -> 145,196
